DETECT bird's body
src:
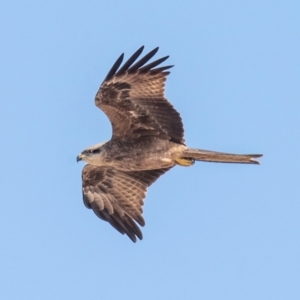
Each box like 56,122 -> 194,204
81,138 -> 187,170
77,46 -> 262,242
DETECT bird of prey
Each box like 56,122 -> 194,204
77,46 -> 262,242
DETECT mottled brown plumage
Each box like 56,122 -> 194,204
82,165 -> 170,242
77,46 -> 262,242
95,47 -> 184,144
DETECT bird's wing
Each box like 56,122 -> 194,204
95,46 -> 185,144
82,164 -> 171,242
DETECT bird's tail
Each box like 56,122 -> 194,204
176,148 -> 262,165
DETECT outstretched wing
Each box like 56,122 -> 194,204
82,164 -> 171,242
95,46 -> 185,144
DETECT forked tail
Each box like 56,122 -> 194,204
180,148 -> 262,165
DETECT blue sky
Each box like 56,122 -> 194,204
1,1 -> 299,299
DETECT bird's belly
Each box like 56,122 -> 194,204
110,154 -> 175,171
104,139 -> 187,171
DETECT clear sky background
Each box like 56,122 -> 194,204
1,1 -> 299,299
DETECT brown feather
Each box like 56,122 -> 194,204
82,164 -> 171,242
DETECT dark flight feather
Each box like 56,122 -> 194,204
139,56 -> 170,72
116,46 -> 144,75
103,53 -> 124,82
127,47 -> 159,72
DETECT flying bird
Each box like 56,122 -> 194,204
77,46 -> 262,242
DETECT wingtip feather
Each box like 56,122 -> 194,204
103,52 -> 124,82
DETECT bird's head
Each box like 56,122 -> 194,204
76,142 -> 107,165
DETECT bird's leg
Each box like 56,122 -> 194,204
175,157 -> 195,167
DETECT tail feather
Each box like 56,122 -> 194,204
182,148 -> 262,165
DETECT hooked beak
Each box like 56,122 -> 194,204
76,154 -> 84,162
